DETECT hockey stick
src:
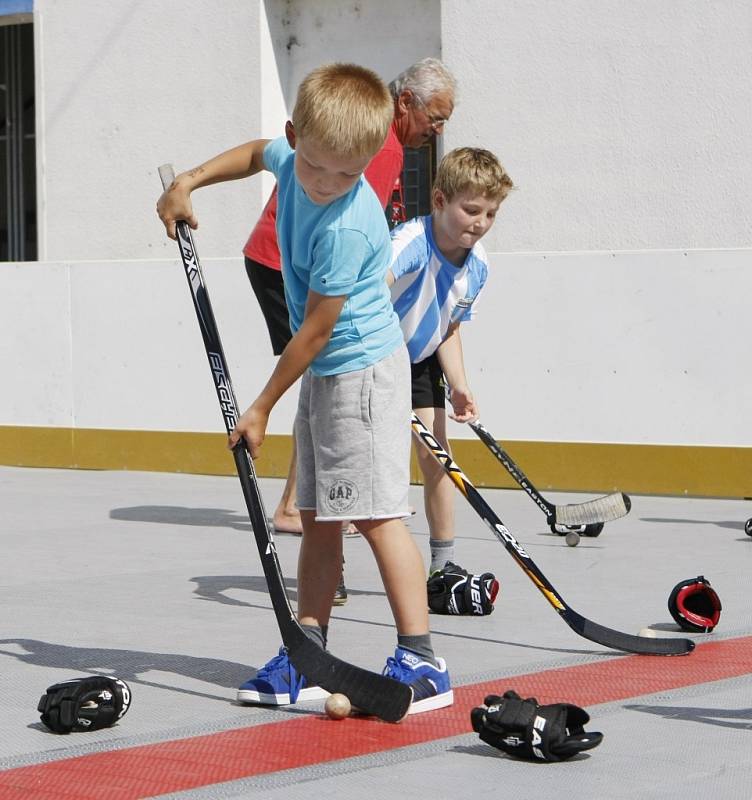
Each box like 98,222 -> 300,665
158,165 -> 411,721
468,419 -> 630,536
411,412 -> 694,655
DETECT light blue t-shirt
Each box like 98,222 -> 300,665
390,215 -> 489,363
263,137 -> 404,376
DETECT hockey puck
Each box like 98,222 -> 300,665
324,693 -> 351,720
745,518 -> 752,537
565,531 -> 580,547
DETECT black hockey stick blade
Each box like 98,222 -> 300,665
411,413 -> 694,656
287,633 -> 413,721
158,164 -> 411,721
563,610 -> 694,656
469,419 -> 631,526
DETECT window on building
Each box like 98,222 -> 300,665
1,20 -> 36,261
402,141 -> 435,220
388,141 -> 436,229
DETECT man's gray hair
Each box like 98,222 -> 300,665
389,57 -> 457,104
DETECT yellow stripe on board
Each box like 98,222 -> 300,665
437,438 -> 752,500
1,426 -> 750,499
0,426 -> 291,479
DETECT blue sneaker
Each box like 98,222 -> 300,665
382,647 -> 453,714
237,647 -> 329,705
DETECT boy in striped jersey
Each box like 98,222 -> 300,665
388,148 -> 514,599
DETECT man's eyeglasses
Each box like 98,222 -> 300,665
410,93 -> 448,131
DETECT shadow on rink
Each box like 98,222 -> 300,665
0,638 -> 255,701
640,517 -> 746,531
624,703 -> 752,730
110,505 -> 251,532
191,574 -> 297,607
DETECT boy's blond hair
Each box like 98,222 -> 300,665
293,63 -> 393,160
433,147 -> 514,205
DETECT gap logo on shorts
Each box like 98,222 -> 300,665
325,479 -> 360,514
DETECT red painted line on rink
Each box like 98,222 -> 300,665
1,635 -> 751,799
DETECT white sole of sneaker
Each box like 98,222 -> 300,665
407,688 -> 454,714
236,685 -> 330,705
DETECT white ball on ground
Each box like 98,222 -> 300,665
638,627 -> 657,638
324,693 -> 351,720
565,531 -> 580,547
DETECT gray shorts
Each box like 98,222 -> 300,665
295,345 -> 411,522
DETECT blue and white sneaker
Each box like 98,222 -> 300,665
237,647 -> 329,705
383,647 -> 453,714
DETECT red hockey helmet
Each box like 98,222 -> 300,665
668,575 -> 721,633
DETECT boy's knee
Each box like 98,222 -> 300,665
301,518 -> 345,540
356,517 -> 406,541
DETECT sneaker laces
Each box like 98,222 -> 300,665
262,647 -> 306,702
383,655 -> 413,683
384,654 -> 443,703
255,648 -> 290,680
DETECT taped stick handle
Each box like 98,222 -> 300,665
158,163 -> 176,190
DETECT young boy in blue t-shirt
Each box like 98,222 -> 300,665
157,63 -> 451,714
388,147 -> 514,592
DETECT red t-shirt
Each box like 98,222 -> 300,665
243,121 -> 404,270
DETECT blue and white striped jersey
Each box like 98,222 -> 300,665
389,215 -> 489,363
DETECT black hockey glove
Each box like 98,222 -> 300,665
38,676 -> 132,734
471,690 -> 603,762
427,561 -> 499,615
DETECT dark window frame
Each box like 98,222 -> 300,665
1,20 -> 36,261
387,140 -> 436,229
401,141 -> 436,221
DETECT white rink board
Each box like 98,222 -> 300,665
1,248 -> 749,447
462,248 -> 751,447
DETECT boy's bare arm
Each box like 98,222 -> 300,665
229,290 -> 347,458
436,323 -> 467,389
156,140 -> 270,239
436,324 -> 478,422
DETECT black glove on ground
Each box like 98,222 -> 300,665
471,689 -> 603,762
38,676 -> 132,734
427,561 -> 499,615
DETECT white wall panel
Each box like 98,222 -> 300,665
442,0 -> 752,253
66,257 -> 298,433
463,248 -> 752,446
34,0 -> 264,263
0,263 -> 72,426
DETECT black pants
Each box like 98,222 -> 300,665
245,257 -> 292,356
411,352 -> 445,409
